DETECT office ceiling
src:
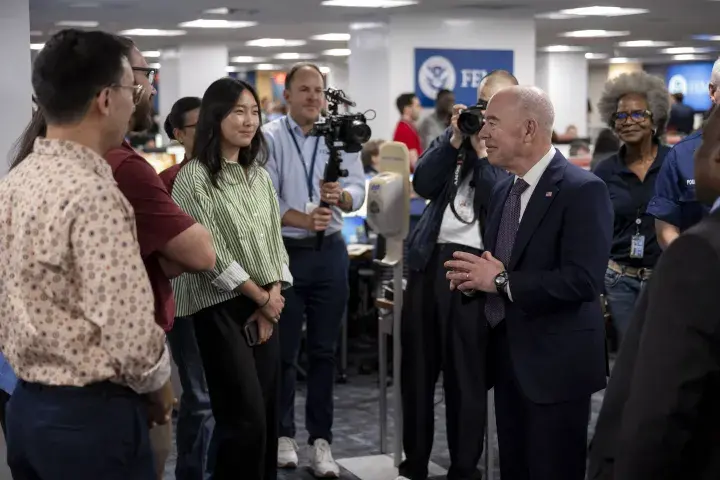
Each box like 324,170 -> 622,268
27,0 -> 720,66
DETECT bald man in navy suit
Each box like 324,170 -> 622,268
445,86 -> 613,480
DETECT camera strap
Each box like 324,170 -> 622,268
286,118 -> 320,202
448,139 -> 479,225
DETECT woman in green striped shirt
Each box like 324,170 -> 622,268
171,77 -> 291,480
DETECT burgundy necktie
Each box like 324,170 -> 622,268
485,178 -> 529,327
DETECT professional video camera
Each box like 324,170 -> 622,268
457,98 -> 489,136
309,87 -> 373,249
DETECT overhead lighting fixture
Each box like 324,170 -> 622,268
693,35 -> 720,41
674,54 -> 710,61
585,52 -> 609,59
147,63 -> 161,69
178,19 -> 257,29
226,65 -> 246,73
323,48 -> 351,56
30,30 -> 43,36
443,19 -> 474,27
203,7 -> 233,15
321,0 -> 417,7
142,50 -> 161,58
535,12 -> 576,19
558,6 -> 648,16
256,63 -> 281,71
231,55 -> 267,63
119,28 -> 187,37
539,45 -> 586,52
319,66 -> 331,73
30,43 -> 45,51
310,33 -> 351,41
55,20 -> 99,27
617,40 -> 674,47
349,22 -> 385,30
245,38 -> 307,47
273,52 -> 317,60
609,57 -> 637,63
661,46 -> 714,54
561,30 -> 630,38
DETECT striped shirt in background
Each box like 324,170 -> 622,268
170,159 -> 292,317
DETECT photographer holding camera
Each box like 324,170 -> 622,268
397,70 -> 516,480
263,62 -> 367,478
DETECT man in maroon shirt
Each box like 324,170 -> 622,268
105,39 -> 216,480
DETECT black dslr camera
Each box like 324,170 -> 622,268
309,88 -> 372,250
457,98 -> 488,136
310,88 -> 371,153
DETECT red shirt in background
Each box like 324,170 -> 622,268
393,120 -> 423,154
105,142 -> 196,331
158,157 -> 190,193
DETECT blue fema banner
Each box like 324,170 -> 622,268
414,48 -> 514,108
666,62 -> 714,112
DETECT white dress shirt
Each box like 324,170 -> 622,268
507,146 -> 556,301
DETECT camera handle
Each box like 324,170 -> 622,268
316,142 -> 348,251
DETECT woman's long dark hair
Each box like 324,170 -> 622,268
192,77 -> 267,188
10,107 -> 47,171
164,96 -> 201,140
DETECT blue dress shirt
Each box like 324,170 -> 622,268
647,130 -> 710,231
262,115 -> 366,239
0,352 -> 17,395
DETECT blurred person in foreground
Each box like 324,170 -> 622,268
648,57 -> 720,249
588,86 -> 720,480
445,86 -> 612,480
0,29 -> 172,479
592,71 -> 671,349
171,77 -> 292,480
396,70 -> 514,480
159,96 -> 216,480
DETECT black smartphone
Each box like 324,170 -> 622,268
243,320 -> 260,347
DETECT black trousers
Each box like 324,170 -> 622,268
399,243 -> 489,480
194,295 -> 280,480
489,322 -> 590,480
0,388 -> 10,437
7,380 -> 154,480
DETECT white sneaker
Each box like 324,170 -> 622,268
310,439 -> 340,478
277,436 -> 298,469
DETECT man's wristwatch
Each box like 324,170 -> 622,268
494,271 -> 509,296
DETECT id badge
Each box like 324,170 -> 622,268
305,201 -> 318,214
630,234 -> 645,259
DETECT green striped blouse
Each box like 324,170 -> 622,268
170,159 -> 292,317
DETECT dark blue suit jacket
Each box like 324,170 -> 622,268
486,151 -> 613,404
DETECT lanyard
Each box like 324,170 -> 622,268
286,118 -> 320,202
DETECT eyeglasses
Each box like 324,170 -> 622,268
132,67 -> 157,85
612,109 -> 652,124
110,84 -> 145,105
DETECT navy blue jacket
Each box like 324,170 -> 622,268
407,128 -> 510,272
485,151 -> 613,404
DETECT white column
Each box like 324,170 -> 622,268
536,52 -> 589,137
157,44 -> 228,143
349,15 -> 536,141
0,0 -> 32,177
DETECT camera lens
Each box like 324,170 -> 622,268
458,107 -> 485,136
350,120 -> 372,145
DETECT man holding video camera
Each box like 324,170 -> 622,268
263,62 -> 367,478
397,70 -> 516,480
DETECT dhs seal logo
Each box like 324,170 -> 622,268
668,74 -> 688,95
418,55 -> 456,100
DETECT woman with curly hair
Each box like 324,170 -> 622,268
593,71 -> 671,348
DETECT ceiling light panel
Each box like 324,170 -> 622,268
30,43 -> 45,50
539,45 -> 586,52
178,19 -> 257,28
203,7 -> 232,15
617,40 -> 674,47
661,46 -> 714,54
609,57 -> 637,63
119,29 -> 187,37
245,38 -> 307,47
142,50 -> 161,58
273,52 -> 317,60
321,0 -> 418,7
310,33 -> 351,41
55,20 -> 99,27
256,64 -> 281,70
231,56 -> 267,63
585,53 -> 609,59
561,30 -> 630,38
323,48 -> 351,56
558,6 -> 648,16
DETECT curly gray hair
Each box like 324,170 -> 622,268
597,71 -> 670,130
